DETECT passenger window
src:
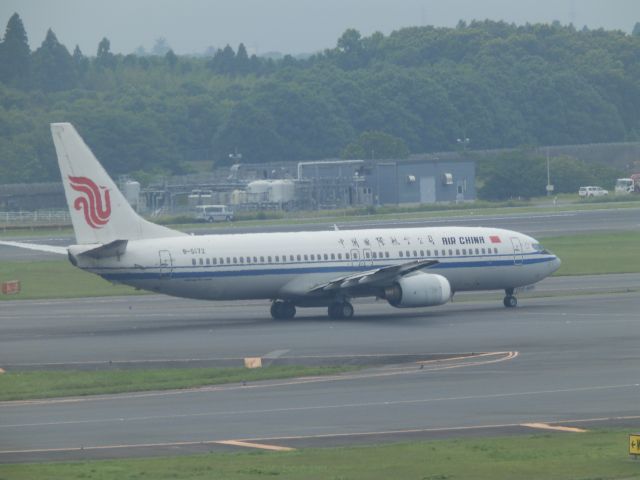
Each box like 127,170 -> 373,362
246,256 -> 251,263
462,249 -> 466,255
206,258 -> 210,265
385,252 -> 390,258
475,248 -> 479,255
399,251 -> 403,257
345,253 -> 350,259
192,258 -> 196,266
481,248 -> 486,255
365,251 -> 370,258
406,250 -> 410,257
275,256 -> 279,262
260,256 -> 265,263
494,248 -> 498,254
239,257 -> 244,264
372,252 -> 377,259
253,256 -> 257,263
448,249 -> 453,256
304,254 -> 308,261
199,258 -> 203,265
420,250 -> 424,257
324,254 -> 328,260
213,258 -> 217,265
331,253 -> 336,260
433,250 -> 437,256
268,256 -> 272,262
455,249 -> 460,256
413,250 -> 418,257
310,254 -> 315,261
233,257 -> 237,264
338,253 -> 342,260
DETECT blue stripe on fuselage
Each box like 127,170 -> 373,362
96,256 -> 556,282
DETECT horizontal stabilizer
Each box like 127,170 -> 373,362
76,239 -> 128,259
0,240 -> 67,255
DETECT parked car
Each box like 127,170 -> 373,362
193,205 -> 234,222
578,186 -> 609,198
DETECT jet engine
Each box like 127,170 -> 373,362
384,272 -> 452,308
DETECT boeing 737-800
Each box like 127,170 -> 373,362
1,123 -> 561,319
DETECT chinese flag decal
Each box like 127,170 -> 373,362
489,235 -> 502,243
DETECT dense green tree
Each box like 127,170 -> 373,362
236,43 -> 250,74
1,19 -> 640,183
31,29 -> 76,91
72,45 -> 89,75
0,13 -> 31,87
164,49 -> 178,68
342,131 -> 409,159
95,37 -> 115,69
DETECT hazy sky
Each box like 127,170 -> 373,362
1,0 -> 639,56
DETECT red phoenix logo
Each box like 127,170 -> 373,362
68,176 -> 111,229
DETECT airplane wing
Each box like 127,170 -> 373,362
309,259 -> 439,293
0,240 -> 68,255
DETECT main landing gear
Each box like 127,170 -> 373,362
270,300 -> 296,319
327,301 -> 354,319
503,288 -> 518,308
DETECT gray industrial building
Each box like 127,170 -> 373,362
297,156 -> 476,206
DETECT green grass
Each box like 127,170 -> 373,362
1,429 -> 639,479
0,260 -> 138,300
0,366 -> 355,401
543,231 -> 640,276
2,231 -> 639,301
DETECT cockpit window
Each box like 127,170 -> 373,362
532,243 -> 551,254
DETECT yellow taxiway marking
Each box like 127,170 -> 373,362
521,423 -> 587,433
216,440 -> 295,451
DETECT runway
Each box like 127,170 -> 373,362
2,277 -> 640,462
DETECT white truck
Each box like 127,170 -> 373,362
614,174 -> 640,195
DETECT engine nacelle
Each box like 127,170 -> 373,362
384,272 -> 452,308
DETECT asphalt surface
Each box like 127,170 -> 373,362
2,205 -> 639,261
2,277 -> 640,462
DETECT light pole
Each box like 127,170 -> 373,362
456,137 -> 470,151
546,148 -> 554,197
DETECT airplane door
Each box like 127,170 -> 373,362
362,248 -> 373,267
159,250 -> 173,278
350,249 -> 360,267
510,238 -> 523,266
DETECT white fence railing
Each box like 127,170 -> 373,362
0,211 -> 72,228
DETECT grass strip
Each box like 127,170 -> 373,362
543,231 -> 640,276
0,366 -> 355,402
1,429 -> 638,479
0,260 -> 138,300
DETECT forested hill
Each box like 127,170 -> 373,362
1,13 -> 640,183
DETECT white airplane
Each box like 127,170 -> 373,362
2,123 -> 561,319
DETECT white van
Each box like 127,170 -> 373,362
194,205 -> 234,222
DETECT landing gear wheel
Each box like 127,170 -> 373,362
503,295 -> 517,308
327,301 -> 354,319
270,301 -> 296,319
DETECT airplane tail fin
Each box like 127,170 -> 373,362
51,123 -> 186,244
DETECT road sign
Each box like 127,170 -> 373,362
629,434 -> 640,456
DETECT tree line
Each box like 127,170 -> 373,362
0,13 -> 639,199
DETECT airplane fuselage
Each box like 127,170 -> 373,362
73,226 -> 560,304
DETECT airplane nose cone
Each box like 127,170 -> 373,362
551,256 -> 562,272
